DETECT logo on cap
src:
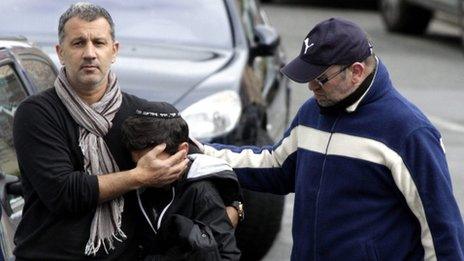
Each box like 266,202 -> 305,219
303,38 -> 314,54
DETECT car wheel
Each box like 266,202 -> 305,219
236,190 -> 284,261
220,104 -> 285,260
227,107 -> 285,260
379,0 -> 432,34
235,127 -> 284,261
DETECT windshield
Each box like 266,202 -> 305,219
0,0 -> 233,49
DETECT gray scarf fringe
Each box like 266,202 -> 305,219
54,68 -> 126,256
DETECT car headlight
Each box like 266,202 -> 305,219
181,90 -> 242,140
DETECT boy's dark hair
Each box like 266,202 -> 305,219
121,102 -> 189,155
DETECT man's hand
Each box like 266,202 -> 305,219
98,144 -> 189,203
133,144 -> 189,188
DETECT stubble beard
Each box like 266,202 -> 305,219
73,69 -> 108,93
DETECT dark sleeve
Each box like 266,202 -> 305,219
13,100 -> 99,215
193,182 -> 241,261
210,173 -> 243,206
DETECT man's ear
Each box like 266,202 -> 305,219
350,62 -> 365,85
112,41 -> 119,63
55,44 -> 65,65
178,142 -> 189,154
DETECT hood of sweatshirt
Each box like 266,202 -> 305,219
184,153 -> 238,183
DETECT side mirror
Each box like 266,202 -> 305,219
0,172 -> 23,216
250,24 -> 280,61
7,180 -> 23,197
0,172 -> 22,260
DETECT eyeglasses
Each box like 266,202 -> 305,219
315,64 -> 351,87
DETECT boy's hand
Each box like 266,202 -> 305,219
226,206 -> 239,228
133,144 -> 189,187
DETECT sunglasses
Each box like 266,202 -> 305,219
315,64 -> 351,87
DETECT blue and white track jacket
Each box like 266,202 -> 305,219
204,60 -> 464,260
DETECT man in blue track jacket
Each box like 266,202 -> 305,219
200,18 -> 464,260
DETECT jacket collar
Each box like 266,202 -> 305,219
346,56 -> 379,112
320,56 -> 392,114
184,153 -> 237,182
348,57 -> 392,112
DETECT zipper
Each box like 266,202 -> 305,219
157,187 -> 176,230
137,189 -> 157,235
137,186 -> 176,235
313,114 -> 341,260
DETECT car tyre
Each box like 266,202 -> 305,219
380,0 -> 432,34
236,128 -> 284,261
231,109 -> 285,261
236,189 -> 284,261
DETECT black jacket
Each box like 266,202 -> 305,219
138,154 -> 241,261
13,88 -> 144,260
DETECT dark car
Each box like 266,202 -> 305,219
0,37 -> 58,261
380,0 -> 464,50
0,0 -> 291,260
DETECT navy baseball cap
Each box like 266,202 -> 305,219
281,17 -> 373,83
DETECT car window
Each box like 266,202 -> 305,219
235,0 -> 254,44
112,0 -> 233,49
0,0 -> 233,50
235,0 -> 267,90
0,64 -> 27,176
235,0 -> 265,44
19,55 -> 55,92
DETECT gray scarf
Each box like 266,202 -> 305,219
54,68 -> 125,256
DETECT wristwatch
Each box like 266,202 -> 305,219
231,201 -> 245,222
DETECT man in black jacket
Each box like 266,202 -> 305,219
122,101 -> 241,261
13,2 -> 189,260
13,2 -> 240,260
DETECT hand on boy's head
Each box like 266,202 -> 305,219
133,143 -> 189,188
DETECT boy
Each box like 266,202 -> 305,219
121,101 -> 241,261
